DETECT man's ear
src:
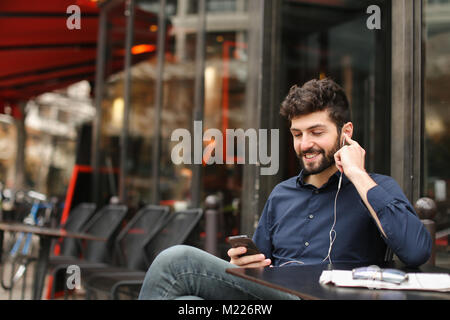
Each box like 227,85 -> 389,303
341,122 -> 354,143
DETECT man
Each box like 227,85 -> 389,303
138,78 -> 431,300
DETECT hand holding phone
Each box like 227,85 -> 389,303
227,235 -> 271,268
228,235 -> 261,256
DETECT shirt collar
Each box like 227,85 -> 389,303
296,169 -> 350,190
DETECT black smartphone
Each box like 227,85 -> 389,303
228,235 -> 261,257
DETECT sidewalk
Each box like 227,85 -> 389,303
0,259 -> 36,299
0,261 -> 86,300
0,233 -> 76,300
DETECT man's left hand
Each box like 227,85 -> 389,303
334,134 -> 386,237
334,133 -> 367,180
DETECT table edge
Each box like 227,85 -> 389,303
226,267 -> 320,300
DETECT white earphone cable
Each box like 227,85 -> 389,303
322,172 -> 342,264
323,134 -> 346,264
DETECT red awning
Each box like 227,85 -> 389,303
0,0 -> 100,106
0,0 -> 160,114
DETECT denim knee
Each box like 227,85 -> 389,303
149,245 -> 198,273
139,245 -> 196,299
154,245 -> 194,264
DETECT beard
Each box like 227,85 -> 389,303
297,135 -> 341,175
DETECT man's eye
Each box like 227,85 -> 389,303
312,131 -> 323,136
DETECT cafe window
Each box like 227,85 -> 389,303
423,0 -> 450,231
0,116 -> 17,189
277,0 -> 391,179
98,1 -> 127,205
187,0 -> 246,14
199,1 -> 250,239
124,0 -> 160,209
157,0 -> 197,210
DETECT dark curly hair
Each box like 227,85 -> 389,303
280,78 -> 351,131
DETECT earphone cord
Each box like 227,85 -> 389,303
323,171 -> 343,265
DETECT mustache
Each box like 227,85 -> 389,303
297,148 -> 325,159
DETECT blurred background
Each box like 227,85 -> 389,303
0,0 -> 448,264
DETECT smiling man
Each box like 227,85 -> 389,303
138,78 -> 431,300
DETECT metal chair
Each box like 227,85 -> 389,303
53,203 -> 97,257
46,204 -> 128,299
85,208 -> 203,299
74,205 -> 170,286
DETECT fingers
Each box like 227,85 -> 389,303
342,133 -> 359,147
240,259 -> 272,268
235,253 -> 268,266
341,133 -> 347,147
227,246 -> 246,259
335,134 -> 367,178
334,151 -> 344,173
228,247 -> 271,268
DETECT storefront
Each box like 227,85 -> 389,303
91,0 -> 449,254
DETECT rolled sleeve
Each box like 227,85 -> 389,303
365,181 -> 432,267
366,185 -> 397,215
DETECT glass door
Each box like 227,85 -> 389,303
277,0 -> 391,180
423,0 -> 450,242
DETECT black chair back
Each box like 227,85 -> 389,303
81,204 -> 128,263
59,203 -> 97,256
114,205 -> 170,271
143,208 -> 203,267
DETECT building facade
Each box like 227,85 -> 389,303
91,0 -> 449,252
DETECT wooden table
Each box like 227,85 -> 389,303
226,262 -> 450,300
0,222 -> 106,300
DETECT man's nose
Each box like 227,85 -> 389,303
300,138 -> 314,152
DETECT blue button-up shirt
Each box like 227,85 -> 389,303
253,170 -> 432,267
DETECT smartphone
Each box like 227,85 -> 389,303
228,235 -> 261,257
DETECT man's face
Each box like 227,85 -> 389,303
290,111 -> 341,175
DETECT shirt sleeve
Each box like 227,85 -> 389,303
252,196 -> 273,260
366,176 -> 432,267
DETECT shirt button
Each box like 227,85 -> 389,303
309,214 -> 314,219
313,190 -> 319,194
305,242 -> 310,247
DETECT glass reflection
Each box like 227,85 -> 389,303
99,1 -> 127,205
280,0 -> 391,178
423,0 -> 450,237
125,0 -> 160,209
158,0 -> 196,211
201,1 -> 249,241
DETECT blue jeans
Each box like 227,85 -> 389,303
138,245 -> 299,300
